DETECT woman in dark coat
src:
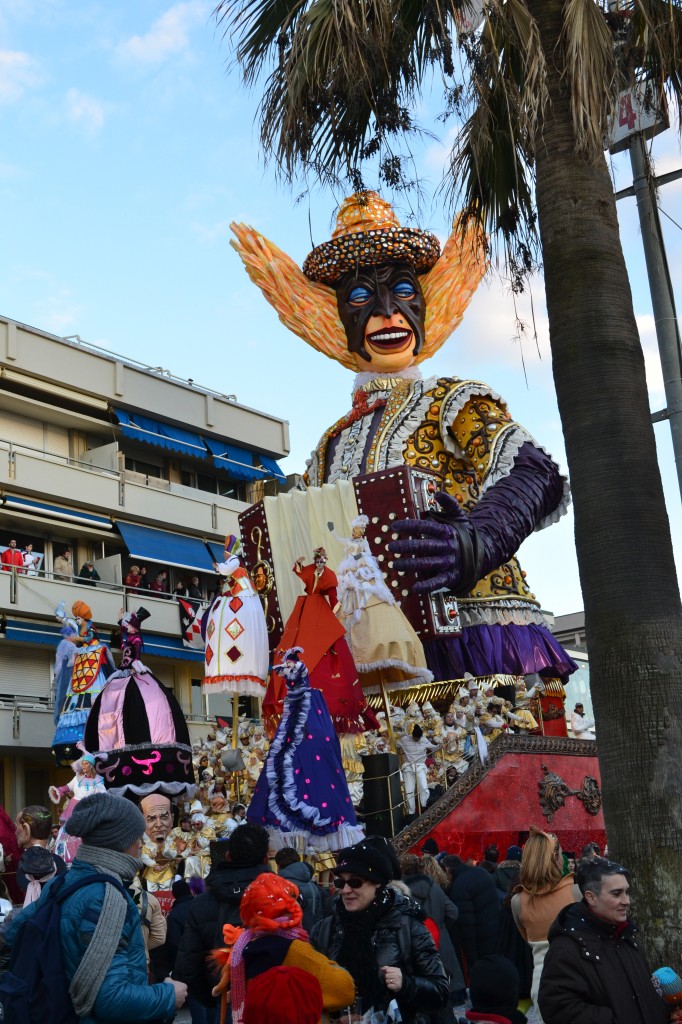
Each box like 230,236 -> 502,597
399,854 -> 467,1003
441,854 -> 500,969
312,839 -> 449,1024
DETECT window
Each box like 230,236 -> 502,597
124,455 -> 164,478
191,679 -> 205,718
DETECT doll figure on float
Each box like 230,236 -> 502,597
262,547 -> 378,738
52,602 -> 79,728
51,599 -> 115,767
84,607 -> 194,798
48,751 -> 106,863
330,513 -> 433,694
202,534 -> 269,700
248,648 -> 365,853
231,192 -> 577,688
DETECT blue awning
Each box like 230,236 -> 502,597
143,634 -> 204,662
114,408 -> 208,460
203,438 -> 266,482
2,495 -> 112,529
259,454 -> 286,484
206,541 -> 224,565
5,620 -> 62,645
116,522 -> 216,573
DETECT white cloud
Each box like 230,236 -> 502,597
66,88 -> 106,135
636,312 -> 666,406
0,49 -> 42,104
117,2 -> 209,67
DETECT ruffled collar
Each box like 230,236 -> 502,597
352,366 -> 422,395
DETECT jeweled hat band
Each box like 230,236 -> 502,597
303,191 -> 441,285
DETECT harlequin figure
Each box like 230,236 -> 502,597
51,599 -> 115,766
262,547 -> 378,736
248,648 -> 365,852
84,607 -> 194,798
202,534 -> 269,698
231,192 -> 576,686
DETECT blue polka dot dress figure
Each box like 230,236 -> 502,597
247,648 -> 365,853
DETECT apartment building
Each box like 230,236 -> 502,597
0,316 -> 289,812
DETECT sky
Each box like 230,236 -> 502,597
0,0 -> 680,618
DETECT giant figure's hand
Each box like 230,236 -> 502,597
389,442 -> 567,598
389,492 -> 484,596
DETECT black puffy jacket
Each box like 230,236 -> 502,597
447,863 -> 500,967
174,862 -> 271,1006
538,901 -> 668,1024
312,889 -> 449,1024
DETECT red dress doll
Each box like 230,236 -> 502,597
263,547 -> 377,736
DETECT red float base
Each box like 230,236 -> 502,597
393,735 -> 605,863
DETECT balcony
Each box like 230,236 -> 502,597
0,437 -> 246,538
5,569 -> 192,636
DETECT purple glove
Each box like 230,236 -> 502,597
388,442 -> 565,596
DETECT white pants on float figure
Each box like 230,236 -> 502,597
403,762 -> 429,814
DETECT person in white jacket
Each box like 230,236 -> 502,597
570,702 -> 595,738
398,724 -> 440,815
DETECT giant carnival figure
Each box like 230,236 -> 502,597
231,192 -> 576,687
84,606 -> 195,798
51,599 -> 115,766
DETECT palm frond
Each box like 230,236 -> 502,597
562,0 -> 620,155
629,0 -> 682,131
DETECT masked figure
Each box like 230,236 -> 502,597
231,192 -> 576,686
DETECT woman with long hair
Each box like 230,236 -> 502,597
511,826 -> 580,1022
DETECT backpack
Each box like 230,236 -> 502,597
0,871 -> 129,1024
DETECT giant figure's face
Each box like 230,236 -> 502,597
336,263 -> 426,372
141,794 -> 172,842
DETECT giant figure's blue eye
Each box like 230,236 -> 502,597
348,285 -> 373,304
393,280 -> 416,299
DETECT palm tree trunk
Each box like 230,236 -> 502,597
526,0 -> 682,961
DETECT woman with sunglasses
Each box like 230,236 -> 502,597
511,826 -> 581,1023
312,839 -> 449,1023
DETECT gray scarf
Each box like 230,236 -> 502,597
68,844 -> 144,1017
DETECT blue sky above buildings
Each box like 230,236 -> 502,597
0,0 -> 680,616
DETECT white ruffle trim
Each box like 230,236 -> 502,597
265,822 -> 366,853
360,659 -> 434,695
383,378 -> 436,471
107,781 -> 197,798
459,601 -> 551,628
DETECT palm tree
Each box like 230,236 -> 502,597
216,0 -> 682,959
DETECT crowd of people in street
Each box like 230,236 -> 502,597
0,789 -> 677,1024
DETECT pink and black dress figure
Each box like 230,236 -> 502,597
248,648 -> 365,853
84,607 -> 195,798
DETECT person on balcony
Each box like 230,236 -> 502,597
1,538 -> 25,572
78,561 -> 100,586
22,543 -> 41,576
53,547 -> 72,580
124,564 -> 146,591
148,570 -> 169,598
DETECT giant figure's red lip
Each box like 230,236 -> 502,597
366,327 -> 412,351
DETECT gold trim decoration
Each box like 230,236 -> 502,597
365,674 -> 523,709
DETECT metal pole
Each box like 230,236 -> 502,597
629,135 -> 682,502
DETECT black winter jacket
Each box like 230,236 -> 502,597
447,863 -> 500,966
402,873 -> 465,995
538,901 -> 668,1024
174,862 -> 271,1006
312,889 -> 449,1024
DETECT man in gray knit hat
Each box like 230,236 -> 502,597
5,791 -> 186,1023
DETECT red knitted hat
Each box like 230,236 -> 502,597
243,966 -> 323,1024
